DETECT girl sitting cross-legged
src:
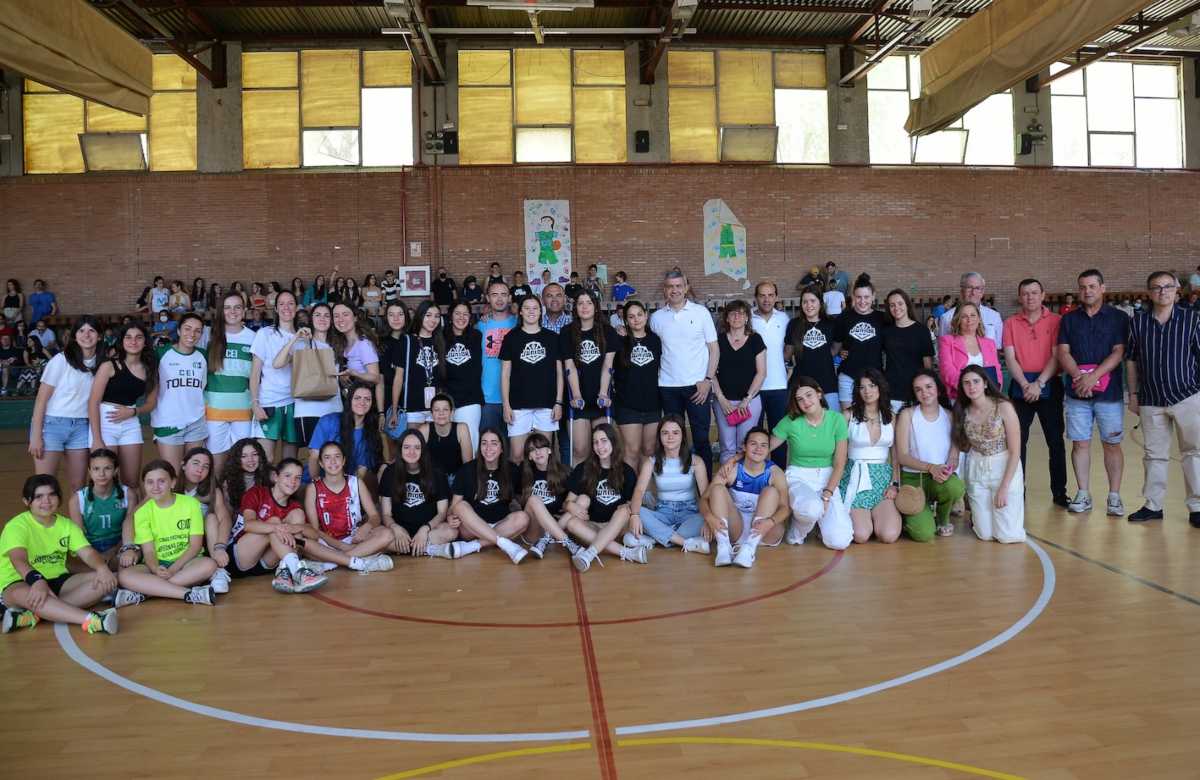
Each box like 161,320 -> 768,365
561,424 -> 646,572
378,430 -> 457,557
1,474 -> 119,636
625,415 -> 710,554
301,441 -> 395,574
116,460 -> 219,607
231,458 -> 328,594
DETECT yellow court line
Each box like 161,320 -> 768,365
375,742 -> 593,779
616,737 -> 1026,780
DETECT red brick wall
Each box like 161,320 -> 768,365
2,165 -> 1197,316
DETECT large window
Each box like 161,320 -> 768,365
667,49 -> 829,164
868,55 -> 1014,166
241,49 -> 413,170
457,48 -> 627,165
22,54 -> 196,174
1050,59 -> 1182,169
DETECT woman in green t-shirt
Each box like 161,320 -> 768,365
1,474 -> 118,635
769,374 -> 852,550
116,460 -> 219,607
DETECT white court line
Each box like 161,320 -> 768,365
617,538 -> 1057,735
56,539 -> 1055,744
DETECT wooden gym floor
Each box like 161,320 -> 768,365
0,415 -> 1198,780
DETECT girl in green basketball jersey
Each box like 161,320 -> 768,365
1,475 -> 118,635
116,460 -> 218,606
66,449 -> 136,572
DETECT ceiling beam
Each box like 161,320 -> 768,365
114,0 -> 227,86
640,1 -> 674,84
1036,0 -> 1200,90
846,0 -> 895,44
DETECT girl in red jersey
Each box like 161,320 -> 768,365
231,458 -> 327,594
302,442 -> 393,573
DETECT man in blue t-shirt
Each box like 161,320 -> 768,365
476,280 -> 517,437
1056,268 -> 1128,517
27,279 -> 57,325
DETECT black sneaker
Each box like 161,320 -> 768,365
1128,506 -> 1163,523
1190,512 -> 1200,529
1052,494 -> 1070,509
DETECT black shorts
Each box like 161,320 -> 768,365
228,537 -> 282,578
0,573 -> 70,606
612,406 -> 661,426
295,416 -> 322,446
572,405 -> 608,421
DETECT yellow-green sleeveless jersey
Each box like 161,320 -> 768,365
205,327 -> 256,422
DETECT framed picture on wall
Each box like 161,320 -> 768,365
398,265 -> 431,296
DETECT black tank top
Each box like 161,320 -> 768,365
102,360 -> 147,406
3,293 -> 19,309
428,422 -> 463,474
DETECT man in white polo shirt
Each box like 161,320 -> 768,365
938,271 -> 1004,344
650,270 -> 718,473
751,280 -> 789,468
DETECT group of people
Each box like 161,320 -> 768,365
4,260 -> 1198,638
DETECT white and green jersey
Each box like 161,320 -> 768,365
151,346 -> 207,429
205,327 -> 255,422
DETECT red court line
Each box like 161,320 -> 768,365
310,550 -> 844,629
571,565 -> 618,780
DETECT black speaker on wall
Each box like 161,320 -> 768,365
442,130 -> 459,154
635,130 -> 650,154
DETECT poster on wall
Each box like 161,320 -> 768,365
703,198 -> 750,288
398,265 -> 430,296
523,199 -> 572,292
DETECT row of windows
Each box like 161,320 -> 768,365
20,49 -> 1186,173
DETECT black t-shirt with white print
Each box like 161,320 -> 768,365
785,317 -> 838,394
613,331 -> 663,412
834,309 -> 887,380
453,460 -> 522,524
499,327 -> 560,410
404,335 -> 440,414
567,462 -> 637,525
559,324 -> 618,408
443,330 -> 484,408
526,467 -> 566,516
380,464 -> 450,534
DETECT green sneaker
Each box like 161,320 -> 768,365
83,608 -> 118,635
2,608 -> 39,634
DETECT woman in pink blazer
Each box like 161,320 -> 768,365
938,303 -> 1002,400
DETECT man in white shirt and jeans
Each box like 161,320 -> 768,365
751,280 -> 789,468
650,271 -> 718,474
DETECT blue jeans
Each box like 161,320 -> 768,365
639,499 -> 704,546
660,385 -> 713,476
480,403 -> 505,440
759,388 -> 789,469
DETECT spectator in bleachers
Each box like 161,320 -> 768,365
302,275 -> 327,308
1058,292 -> 1077,316
168,280 -> 191,313
191,278 -> 208,314
362,274 -> 383,320
486,262 -> 506,290
381,269 -> 401,306
584,264 -> 604,302
432,267 -> 457,309
3,279 -> 24,323
27,279 -> 58,325
1189,265 -> 1200,292
0,333 -> 23,396
510,270 -> 534,309
461,275 -> 482,306
565,271 -> 583,302
822,279 -> 846,317
611,271 -> 635,303
931,295 -> 951,321
32,319 -> 57,351
825,261 -> 850,296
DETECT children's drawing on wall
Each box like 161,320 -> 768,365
703,198 -> 750,289
524,199 -> 572,292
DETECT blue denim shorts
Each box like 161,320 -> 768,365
41,415 -> 90,452
1064,397 -> 1124,444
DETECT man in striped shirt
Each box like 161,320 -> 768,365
1126,270 -> 1200,528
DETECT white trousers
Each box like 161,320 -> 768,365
453,404 -> 482,452
964,450 -> 1026,544
785,465 -> 852,550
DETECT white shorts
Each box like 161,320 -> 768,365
153,416 -> 208,446
205,419 -> 254,454
508,408 -> 556,437
90,403 -> 144,447
405,411 -> 432,424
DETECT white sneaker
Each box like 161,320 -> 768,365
360,554 -> 395,573
302,559 -> 338,573
785,521 -> 808,545
572,546 -> 599,572
113,588 -> 146,608
426,543 -> 454,559
622,532 -> 655,549
496,537 -> 528,565
185,586 -> 215,606
682,537 -> 710,554
1067,491 -> 1093,513
714,539 -> 733,567
733,540 -> 759,569
619,545 -> 649,564
210,568 -> 231,595
561,538 -> 582,556
1106,493 -> 1125,517
528,535 -> 553,559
